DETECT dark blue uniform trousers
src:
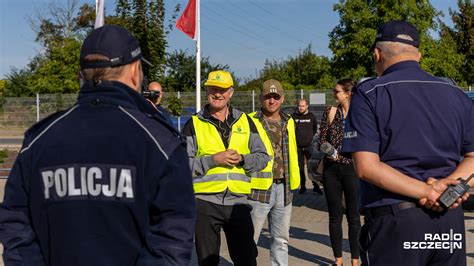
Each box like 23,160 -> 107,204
360,205 -> 466,266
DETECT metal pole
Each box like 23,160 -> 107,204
252,90 -> 255,112
36,93 -> 40,122
195,0 -> 201,111
177,91 -> 181,131
300,89 -> 303,99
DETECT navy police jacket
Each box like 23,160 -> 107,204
343,61 -> 474,209
0,81 -> 196,265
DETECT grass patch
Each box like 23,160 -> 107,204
0,149 -> 8,163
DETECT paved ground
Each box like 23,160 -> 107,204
0,181 -> 473,265
209,186 -> 474,266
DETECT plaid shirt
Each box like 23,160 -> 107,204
249,110 -> 293,206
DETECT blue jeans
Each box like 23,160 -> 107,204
249,183 -> 292,266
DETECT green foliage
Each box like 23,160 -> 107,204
420,35 -> 464,84
2,0 -> 469,98
441,0 -> 474,86
0,80 -> 5,94
164,95 -> 183,116
329,0 -> 444,80
27,37 -> 82,94
241,45 -> 335,91
114,0 -> 167,80
3,0 -> 170,97
0,149 -> 8,164
162,50 -> 231,92
4,67 -> 34,96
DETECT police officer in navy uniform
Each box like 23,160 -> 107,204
342,20 -> 474,265
0,25 -> 196,265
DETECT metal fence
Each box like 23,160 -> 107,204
0,90 -> 336,136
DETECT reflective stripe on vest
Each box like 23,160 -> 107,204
248,112 -> 300,190
192,114 -> 252,194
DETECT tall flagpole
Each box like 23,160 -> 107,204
195,0 -> 201,111
94,0 -> 104,29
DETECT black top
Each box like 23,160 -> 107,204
292,111 -> 318,147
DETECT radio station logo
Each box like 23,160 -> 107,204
403,229 -> 463,253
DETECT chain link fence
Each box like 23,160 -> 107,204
0,89 -> 333,136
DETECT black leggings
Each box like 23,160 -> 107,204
322,162 -> 360,259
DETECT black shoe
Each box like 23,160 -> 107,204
312,186 -> 323,195
299,187 -> 307,194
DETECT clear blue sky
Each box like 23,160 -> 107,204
0,0 -> 457,81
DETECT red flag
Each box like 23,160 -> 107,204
176,0 -> 197,40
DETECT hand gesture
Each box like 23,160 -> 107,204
212,149 -> 242,167
418,177 -> 467,212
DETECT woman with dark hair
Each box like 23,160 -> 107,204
319,78 -> 360,266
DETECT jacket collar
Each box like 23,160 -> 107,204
77,80 -> 157,114
382,60 -> 420,76
197,104 -> 243,121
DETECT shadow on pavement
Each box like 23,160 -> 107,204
257,231 -> 333,265
256,226 -> 349,265
217,257 -> 232,265
292,192 -> 328,212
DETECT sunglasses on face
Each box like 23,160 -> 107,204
264,94 -> 281,100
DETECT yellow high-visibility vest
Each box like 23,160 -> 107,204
192,114 -> 252,194
248,112 -> 300,190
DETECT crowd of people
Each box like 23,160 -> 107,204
0,20 -> 472,266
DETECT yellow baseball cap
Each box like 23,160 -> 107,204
204,70 -> 234,89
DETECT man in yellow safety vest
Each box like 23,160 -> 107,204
248,79 -> 300,265
181,70 -> 269,266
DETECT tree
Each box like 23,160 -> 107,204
328,0 -> 459,80
0,80 -> 5,94
241,45 -> 334,92
114,0 -> 167,80
3,0 -> 173,96
3,68 -> 33,97
26,37 -> 82,94
162,49 -> 231,92
441,0 -> 473,86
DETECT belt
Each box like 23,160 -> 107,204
273,178 -> 285,184
364,202 -> 417,219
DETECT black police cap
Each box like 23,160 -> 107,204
80,25 -> 152,70
371,20 -> 420,51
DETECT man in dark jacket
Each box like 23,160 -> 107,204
292,98 -> 323,194
0,25 -> 196,266
147,81 -> 173,124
